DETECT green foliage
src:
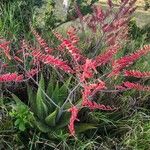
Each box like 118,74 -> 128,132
11,74 -> 72,133
36,74 -> 48,120
129,19 -> 150,45
0,0 -> 35,40
9,103 -> 33,131
122,112 -> 150,150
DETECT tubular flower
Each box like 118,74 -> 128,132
14,56 -> 24,63
80,59 -> 97,82
123,81 -> 150,91
93,5 -> 105,21
61,39 -> 84,61
81,81 -> 113,110
91,80 -> 107,95
82,99 -> 115,111
25,69 -> 39,78
31,27 -> 53,53
0,73 -> 23,82
82,80 -> 107,96
0,41 -> 11,60
53,31 -> 64,42
124,70 -> 150,78
68,106 -> 79,136
67,26 -> 79,45
109,45 -> 150,76
32,51 -> 73,73
94,46 -> 118,67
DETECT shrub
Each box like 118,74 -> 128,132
0,0 -> 150,137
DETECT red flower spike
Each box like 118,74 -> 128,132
25,69 -> 39,78
61,39 -> 84,62
32,51 -> 73,73
67,26 -> 79,45
109,45 -> 150,77
0,41 -> 11,60
14,56 -> 24,63
124,81 -> 150,91
0,73 -> 23,82
124,70 -> 150,78
68,106 -> 79,136
80,59 -> 97,82
94,46 -> 118,67
31,27 -> 53,53
82,99 -> 115,111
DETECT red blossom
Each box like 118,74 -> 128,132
67,26 -> 79,45
61,39 -> 84,62
32,51 -> 73,73
0,41 -> 11,60
124,70 -> 150,78
123,81 -> 150,91
81,81 -> 114,111
14,56 -> 24,63
68,106 -> 79,136
94,46 -> 118,67
80,59 -> 97,82
25,69 -> 39,78
31,27 -> 53,53
0,73 -> 23,82
109,45 -> 150,77
82,99 -> 115,111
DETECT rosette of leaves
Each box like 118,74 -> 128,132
11,74 -> 71,133
11,74 -> 98,136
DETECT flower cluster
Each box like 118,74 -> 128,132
124,81 -> 150,91
53,28 -> 84,62
109,45 -> 150,77
0,39 -> 11,60
32,51 -> 73,73
31,27 -> 53,53
81,0 -> 136,47
68,106 -> 79,136
124,70 -> 150,78
0,73 -> 23,82
94,46 -> 119,67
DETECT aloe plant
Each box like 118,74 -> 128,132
30,74 -> 73,132
11,74 -> 97,135
11,74 -> 71,133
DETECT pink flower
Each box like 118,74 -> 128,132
32,51 -> 74,73
0,73 -> 23,82
123,81 -> 150,91
31,27 -> 53,53
94,46 -> 118,67
14,56 -> 24,63
109,45 -> 150,77
25,69 -> 39,78
67,26 -> 79,45
80,59 -> 97,82
0,41 -> 11,60
61,39 -> 83,62
68,106 -> 79,136
124,70 -> 150,78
